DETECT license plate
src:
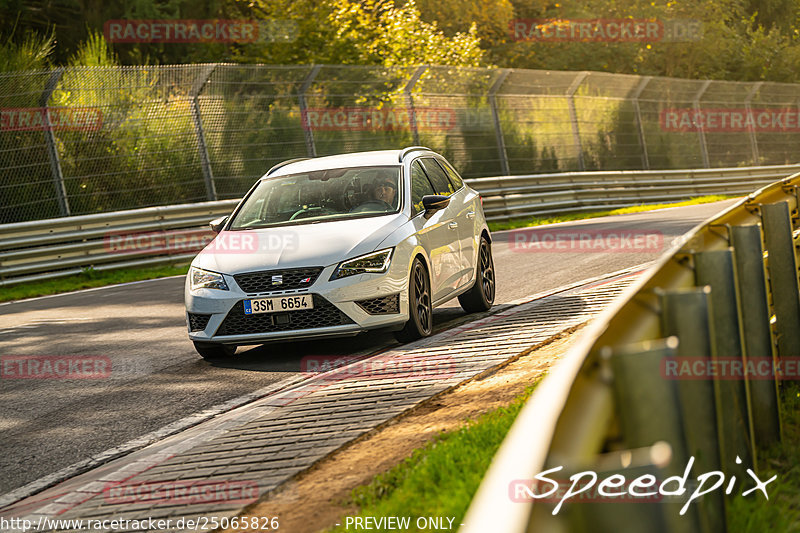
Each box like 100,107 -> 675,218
243,295 -> 314,315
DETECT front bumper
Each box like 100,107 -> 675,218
185,263 -> 408,345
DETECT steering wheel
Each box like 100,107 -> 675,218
342,178 -> 360,211
289,206 -> 336,221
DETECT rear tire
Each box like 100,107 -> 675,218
394,258 -> 433,343
193,341 -> 236,360
458,236 -> 495,313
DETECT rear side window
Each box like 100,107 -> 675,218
411,161 -> 436,216
419,158 -> 455,196
436,159 -> 464,190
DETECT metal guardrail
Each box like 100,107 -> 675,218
471,163 -> 800,221
2,164 -> 798,287
0,200 -> 238,286
463,170 -> 800,531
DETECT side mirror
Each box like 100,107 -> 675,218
209,216 -> 228,234
422,195 -> 450,216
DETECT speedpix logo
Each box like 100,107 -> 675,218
512,456 -> 775,515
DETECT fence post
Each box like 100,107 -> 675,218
488,69 -> 511,176
632,76 -> 651,170
744,82 -> 762,165
40,68 -> 70,217
693,80 -> 712,168
190,63 -> 218,201
404,66 -> 427,147
567,71 -> 588,171
298,64 -> 321,158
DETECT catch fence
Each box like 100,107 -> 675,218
3,64 -> 800,224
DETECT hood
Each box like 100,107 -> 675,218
191,214 -> 407,274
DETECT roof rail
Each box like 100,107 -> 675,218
398,146 -> 432,162
267,157 -> 310,176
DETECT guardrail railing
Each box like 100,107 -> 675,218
472,163 -> 800,221
463,170 -> 800,531
2,164 -> 797,287
0,200 -> 238,286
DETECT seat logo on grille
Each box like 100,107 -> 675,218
271,275 -> 283,285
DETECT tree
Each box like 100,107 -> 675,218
241,0 -> 484,67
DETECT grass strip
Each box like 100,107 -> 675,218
487,195 -> 733,232
328,381 -> 541,532
0,263 -> 190,303
727,381 -> 800,531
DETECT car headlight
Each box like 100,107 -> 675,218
190,267 -> 229,291
330,248 -> 393,280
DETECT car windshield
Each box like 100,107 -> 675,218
229,166 -> 402,229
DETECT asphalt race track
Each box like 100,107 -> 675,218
0,199 -> 736,495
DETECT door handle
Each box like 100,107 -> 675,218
448,222 -> 458,230
466,211 -> 476,219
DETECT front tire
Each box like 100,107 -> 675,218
394,258 -> 433,343
458,236 -> 495,313
193,341 -> 236,360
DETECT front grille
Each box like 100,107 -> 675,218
233,267 -> 324,294
215,295 -> 355,336
356,294 -> 400,315
188,313 -> 211,332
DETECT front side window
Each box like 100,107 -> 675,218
437,159 -> 464,190
419,158 -> 455,196
229,166 -> 401,229
411,160 -> 436,216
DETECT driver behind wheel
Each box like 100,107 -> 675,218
351,170 -> 398,212
372,176 -> 396,206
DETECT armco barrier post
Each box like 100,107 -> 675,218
761,201 -> 800,359
571,448 -> 671,533
694,249 -> 756,475
607,338 -> 687,460
659,287 -> 725,533
730,224 -> 782,447
607,338 -> 699,533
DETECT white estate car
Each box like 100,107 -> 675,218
185,147 -> 495,359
